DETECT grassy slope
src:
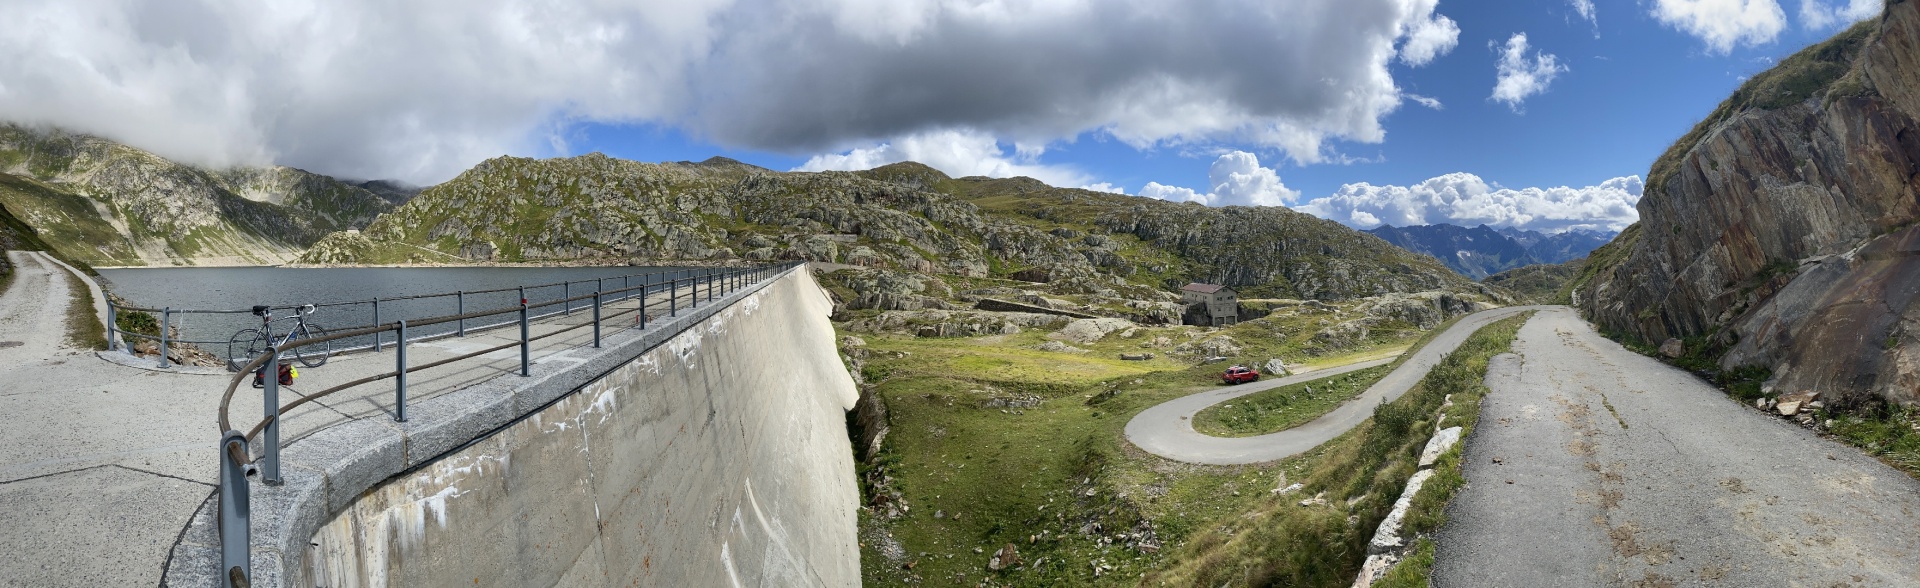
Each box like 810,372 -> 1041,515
1192,366 -> 1394,438
856,299 -> 1491,585
0,173 -> 139,266
1146,313 -> 1530,587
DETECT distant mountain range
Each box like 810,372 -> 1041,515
1366,223 -> 1614,280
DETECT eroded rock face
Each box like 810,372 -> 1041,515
1577,5 -> 1920,406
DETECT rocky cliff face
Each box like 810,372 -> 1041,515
323,155 -> 1493,302
0,124 -> 402,265
1576,3 -> 1920,406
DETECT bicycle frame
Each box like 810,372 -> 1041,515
255,305 -> 317,354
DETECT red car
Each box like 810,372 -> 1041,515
1222,365 -> 1259,385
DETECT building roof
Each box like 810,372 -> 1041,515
1181,283 -> 1231,294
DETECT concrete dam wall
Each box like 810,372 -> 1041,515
299,270 -> 861,587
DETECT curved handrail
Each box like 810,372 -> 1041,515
214,262 -> 793,448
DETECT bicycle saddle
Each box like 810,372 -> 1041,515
252,305 -> 271,316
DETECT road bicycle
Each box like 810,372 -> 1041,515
227,304 -> 330,372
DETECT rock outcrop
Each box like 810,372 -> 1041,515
1575,4 -> 1920,406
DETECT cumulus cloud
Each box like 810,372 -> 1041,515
795,128 -> 1091,187
1138,151 -> 1300,207
1295,173 -> 1642,233
1491,34 -> 1568,112
0,0 -> 1461,184
1400,5 -> 1461,66
1650,0 -> 1787,53
1799,0 -> 1881,29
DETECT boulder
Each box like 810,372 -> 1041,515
1119,352 -> 1155,361
1037,341 -> 1087,354
1262,358 -> 1291,376
1659,338 -> 1685,358
1055,317 -> 1137,344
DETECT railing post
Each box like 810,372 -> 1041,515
564,281 -> 571,316
592,290 -> 602,349
262,346 -> 282,486
218,430 -> 251,588
640,277 -> 649,330
519,297 -> 531,377
158,307 -> 171,369
394,320 -> 408,422
670,278 -> 677,317
457,291 -> 466,337
372,297 -> 382,352
106,298 -> 119,351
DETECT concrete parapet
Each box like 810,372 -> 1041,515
163,266 -> 861,587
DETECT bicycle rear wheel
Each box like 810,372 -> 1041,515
227,329 -> 267,372
293,323 -> 330,368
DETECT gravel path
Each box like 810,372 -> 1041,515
0,252 -> 78,362
1125,305 -> 1548,465
1435,307 -> 1920,587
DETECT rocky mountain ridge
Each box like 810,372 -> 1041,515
308,155 -> 1500,303
0,124 -> 403,266
1575,2 -> 1920,407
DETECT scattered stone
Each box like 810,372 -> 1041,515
934,510 -> 945,519
1299,492 -> 1328,507
1275,483 -> 1304,495
1659,338 -> 1685,358
1755,398 -> 1768,409
987,544 -> 1021,571
1118,352 -> 1154,361
1777,400 -> 1804,417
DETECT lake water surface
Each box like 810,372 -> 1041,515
99,265 -> 711,352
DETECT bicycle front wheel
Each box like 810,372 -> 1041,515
227,329 -> 267,373
293,323 -> 330,368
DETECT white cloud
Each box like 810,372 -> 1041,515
1571,0 -> 1598,25
0,0 -> 1464,184
1137,151 -> 1300,207
1080,182 -> 1126,194
1406,93 -> 1443,110
1139,182 -> 1209,204
796,129 -> 1090,187
1799,0 -> 1881,29
1491,33 -> 1568,112
1295,173 -> 1643,233
1651,0 -> 1788,53
1400,2 -> 1461,66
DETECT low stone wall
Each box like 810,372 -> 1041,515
973,297 -> 1097,319
163,267 -> 862,587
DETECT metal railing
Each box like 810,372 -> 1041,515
208,262 -> 795,586
106,268 -> 743,369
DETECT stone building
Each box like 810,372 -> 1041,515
1181,283 -> 1239,326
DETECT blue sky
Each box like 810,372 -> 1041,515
1,0 -> 1885,233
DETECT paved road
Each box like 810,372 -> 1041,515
1435,307 -> 1920,587
0,251 -> 703,587
1125,305 -> 1547,465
